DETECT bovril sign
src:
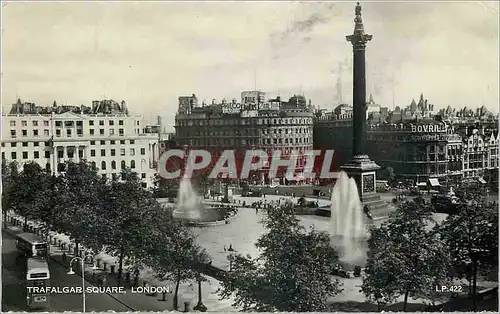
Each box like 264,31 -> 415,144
411,124 -> 448,133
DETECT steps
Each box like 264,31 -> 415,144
361,194 -> 397,220
315,193 -> 397,221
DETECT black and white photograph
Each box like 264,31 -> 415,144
1,1 -> 498,312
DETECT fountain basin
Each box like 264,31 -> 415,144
330,235 -> 368,271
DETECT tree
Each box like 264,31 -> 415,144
56,161 -> 105,255
9,162 -> 50,230
378,167 -> 395,186
152,173 -> 178,198
145,214 -> 210,311
103,168 -> 159,286
361,198 -> 452,311
438,183 -> 498,309
218,204 -> 343,311
33,172 -> 66,241
1,160 -> 19,227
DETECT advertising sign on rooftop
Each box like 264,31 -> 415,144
259,102 -> 280,111
222,103 -> 242,114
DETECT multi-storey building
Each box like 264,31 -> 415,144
458,126 -> 499,184
314,95 -> 499,185
173,91 -> 314,184
1,99 -> 159,188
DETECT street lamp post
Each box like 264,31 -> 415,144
67,254 -> 98,313
192,276 -> 207,312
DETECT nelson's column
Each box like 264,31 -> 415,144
340,2 -> 394,219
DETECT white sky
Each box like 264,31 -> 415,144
2,1 -> 499,129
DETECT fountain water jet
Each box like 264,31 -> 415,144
330,171 -> 368,268
172,176 -> 203,221
172,176 -> 231,224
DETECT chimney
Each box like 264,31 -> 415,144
157,115 -> 162,126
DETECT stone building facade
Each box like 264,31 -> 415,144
1,99 -> 158,188
173,91 -> 314,184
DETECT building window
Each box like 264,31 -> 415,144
101,161 -> 106,170
22,130 -> 27,136
22,120 -> 27,126
130,140 -> 135,144
1,152 -> 4,160
44,121 -> 49,126
23,152 -> 28,159
120,140 -> 125,144
44,129 -> 49,136
45,151 -> 50,158
141,148 -> 145,155
110,140 -> 116,144
91,149 -> 96,157
100,129 -> 104,135
67,129 -> 72,137
10,130 -> 16,138
120,148 -> 126,156
57,150 -> 63,158
10,121 -> 15,126
119,120 -> 124,126
34,151 -> 40,159
100,140 -> 106,145
99,120 -> 104,126
90,129 -> 95,135
111,161 -> 116,169
55,121 -> 62,127
34,142 -> 39,147
91,161 -> 96,170
121,160 -> 126,170
141,173 -> 146,179
89,120 -> 94,126
90,141 -> 95,145
110,129 -> 115,135
119,129 -> 124,136
22,142 -> 28,147
10,142 -> 16,147
56,129 -> 61,137
131,160 -> 136,169
11,152 -> 16,159
130,148 -> 135,156
33,130 -> 38,136
101,149 -> 106,157
109,120 -> 114,126
33,121 -> 38,126
111,149 -> 116,156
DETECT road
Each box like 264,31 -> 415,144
2,230 -> 132,312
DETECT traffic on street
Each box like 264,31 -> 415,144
2,230 -> 133,312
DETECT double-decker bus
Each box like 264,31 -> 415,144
26,258 -> 50,309
16,233 -> 48,259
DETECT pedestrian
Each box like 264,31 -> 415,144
224,245 -> 227,252
102,275 -> 107,287
62,252 -> 67,263
255,208 -> 258,214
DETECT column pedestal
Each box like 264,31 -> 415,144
340,155 -> 396,220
